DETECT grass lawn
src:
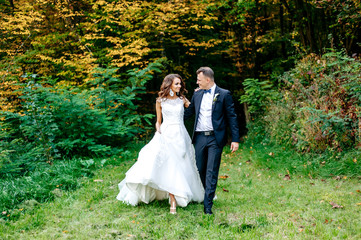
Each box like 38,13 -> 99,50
1,146 -> 361,239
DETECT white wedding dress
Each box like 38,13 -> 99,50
116,97 -> 204,207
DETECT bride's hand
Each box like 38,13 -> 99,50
183,98 -> 190,108
155,122 -> 161,133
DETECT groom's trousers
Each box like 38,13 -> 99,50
194,132 -> 223,211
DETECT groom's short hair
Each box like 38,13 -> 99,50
196,67 -> 214,81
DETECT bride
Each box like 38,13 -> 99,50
116,74 -> 204,214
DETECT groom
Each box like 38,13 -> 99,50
185,66 -> 240,215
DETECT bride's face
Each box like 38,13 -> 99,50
171,78 -> 182,94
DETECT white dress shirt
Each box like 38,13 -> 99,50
196,84 -> 216,131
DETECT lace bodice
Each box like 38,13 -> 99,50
160,97 -> 184,125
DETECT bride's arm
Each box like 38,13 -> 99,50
155,100 -> 162,133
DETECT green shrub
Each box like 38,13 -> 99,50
264,51 -> 361,152
239,78 -> 279,116
0,59 -> 164,218
0,59 -> 164,217
241,51 -> 361,177
0,60 -> 164,179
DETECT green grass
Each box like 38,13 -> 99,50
1,145 -> 361,239
241,139 -> 361,178
0,158 -> 99,220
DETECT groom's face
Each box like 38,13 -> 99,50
197,72 -> 209,89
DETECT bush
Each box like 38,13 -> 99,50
240,51 -> 361,178
0,59 -> 164,178
264,51 -> 361,152
0,59 -> 164,218
239,78 -> 279,116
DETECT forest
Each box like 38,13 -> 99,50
1,0 -> 361,222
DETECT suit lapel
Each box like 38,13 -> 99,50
193,91 -> 204,132
195,90 -> 204,115
212,86 -> 220,112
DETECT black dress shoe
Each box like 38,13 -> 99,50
204,208 -> 213,215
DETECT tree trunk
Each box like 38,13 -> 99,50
9,0 -> 15,9
243,103 -> 250,124
279,4 -> 286,57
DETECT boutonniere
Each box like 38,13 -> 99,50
213,93 -> 220,105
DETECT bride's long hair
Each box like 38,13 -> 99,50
157,74 -> 188,100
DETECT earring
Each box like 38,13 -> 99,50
170,89 -> 174,97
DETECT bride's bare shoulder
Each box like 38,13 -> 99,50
156,97 -> 166,103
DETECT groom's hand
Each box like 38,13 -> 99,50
230,142 -> 239,153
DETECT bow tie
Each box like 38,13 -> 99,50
204,89 -> 211,94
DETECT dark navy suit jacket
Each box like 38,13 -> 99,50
184,86 -> 240,147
